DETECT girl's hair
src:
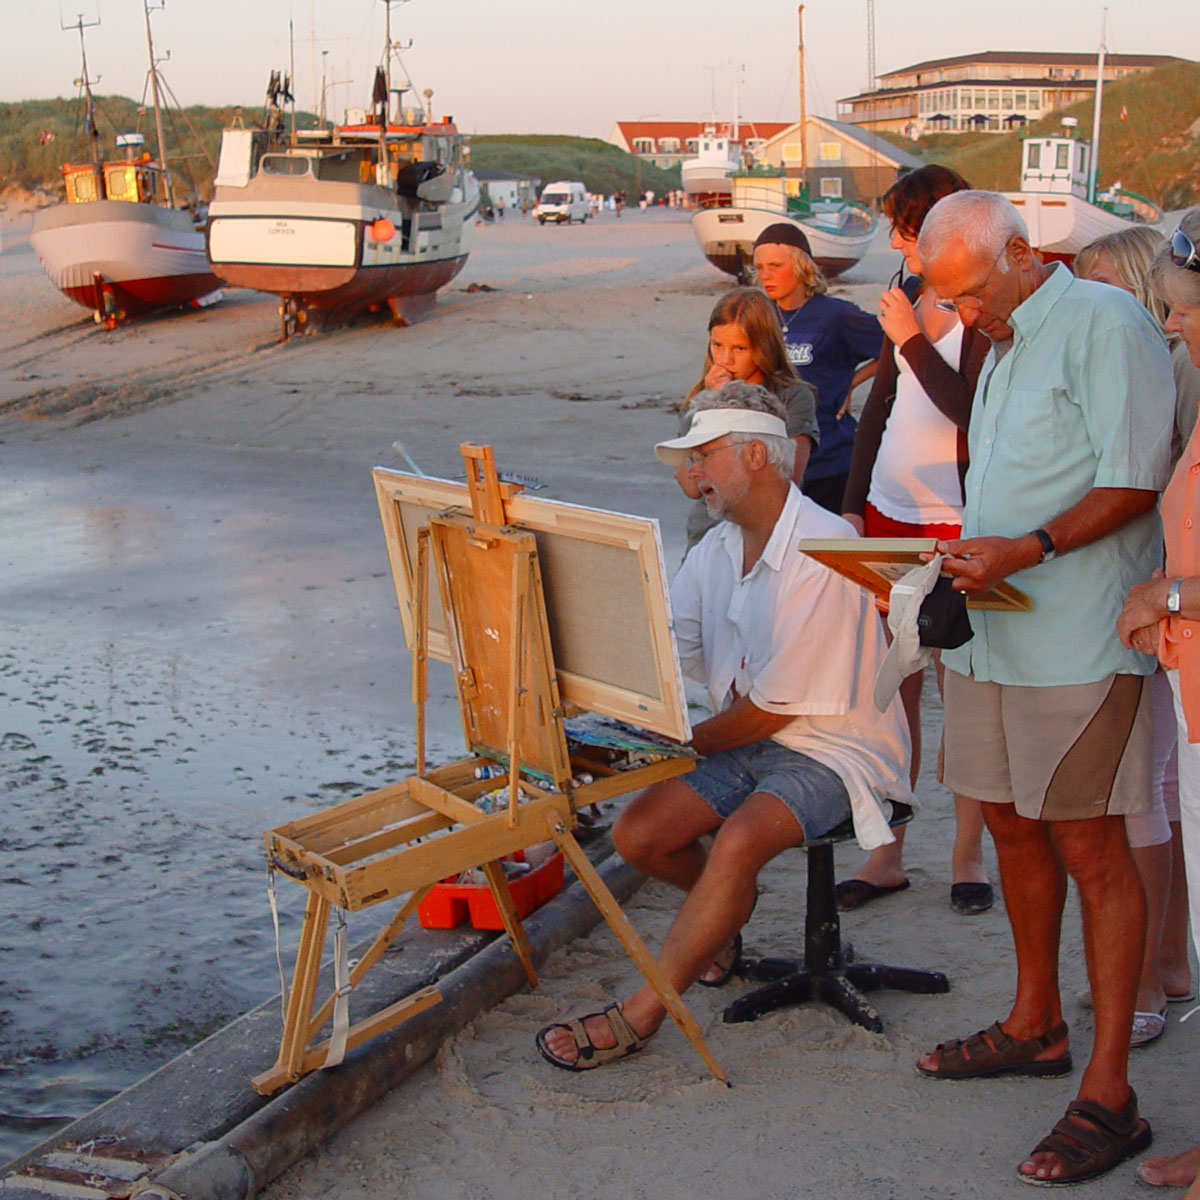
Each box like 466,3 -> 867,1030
1076,226 -> 1169,327
686,286 -> 799,402
881,164 -> 971,239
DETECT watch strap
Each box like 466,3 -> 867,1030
1032,528 -> 1056,562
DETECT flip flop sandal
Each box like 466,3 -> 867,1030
696,932 -> 743,988
1130,1007 -> 1168,1048
1018,1089 -> 1153,1187
535,1003 -> 650,1072
918,1020 -> 1073,1080
950,881 -> 994,915
835,877 -> 910,911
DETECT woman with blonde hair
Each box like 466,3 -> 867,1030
1117,207 -> 1200,1193
676,286 -> 819,552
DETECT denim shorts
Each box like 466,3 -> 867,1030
687,740 -> 852,841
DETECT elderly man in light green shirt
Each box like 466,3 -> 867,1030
911,190 -> 1174,1190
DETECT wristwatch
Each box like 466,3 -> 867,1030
1032,528 -> 1057,563
1167,578 -> 1183,615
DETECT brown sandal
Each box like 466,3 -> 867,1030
1018,1089 -> 1152,1186
918,1020 -> 1072,1080
535,1003 -> 650,1072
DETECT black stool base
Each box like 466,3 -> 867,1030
724,947 -> 949,1031
721,808 -> 950,1033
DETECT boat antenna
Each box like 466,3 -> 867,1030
381,0 -> 414,124
62,10 -> 102,170
797,5 -> 807,195
142,0 -> 175,206
1087,7 -> 1107,203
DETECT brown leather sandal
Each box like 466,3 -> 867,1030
918,1020 -> 1072,1080
1018,1089 -> 1152,1186
535,1003 -> 650,1072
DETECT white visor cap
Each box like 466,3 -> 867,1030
655,407 -> 789,466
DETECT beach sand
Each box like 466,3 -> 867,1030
1,203 -> 1195,1198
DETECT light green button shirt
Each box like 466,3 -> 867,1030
944,264 -> 1174,686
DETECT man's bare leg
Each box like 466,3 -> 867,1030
1130,838 -> 1171,1014
1020,814 -> 1146,1183
917,801 -> 1068,1073
541,792 -> 805,1065
1161,822 -> 1194,998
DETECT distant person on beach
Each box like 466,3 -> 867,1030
1077,224 -> 1200,1045
751,222 -> 882,514
838,164 -> 993,918
675,287 -> 819,553
916,190 -> 1173,1188
534,382 -> 911,1072
1116,208 -> 1200,1195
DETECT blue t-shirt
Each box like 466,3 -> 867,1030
775,294 -> 883,481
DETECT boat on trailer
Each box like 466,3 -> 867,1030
206,10 -> 479,340
28,7 -> 221,329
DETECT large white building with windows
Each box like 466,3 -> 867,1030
837,50 -> 1184,137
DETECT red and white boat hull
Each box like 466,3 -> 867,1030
29,199 -> 221,321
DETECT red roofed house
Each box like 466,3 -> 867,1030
606,120 -> 792,172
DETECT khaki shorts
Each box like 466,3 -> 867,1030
940,671 -> 1152,821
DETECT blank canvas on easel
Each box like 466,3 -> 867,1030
373,469 -> 690,742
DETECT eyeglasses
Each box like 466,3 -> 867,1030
685,442 -> 741,469
1171,228 -> 1200,273
943,245 -> 1010,313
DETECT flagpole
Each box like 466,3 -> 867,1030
1087,7 -> 1107,204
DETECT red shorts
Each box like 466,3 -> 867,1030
863,500 -> 961,542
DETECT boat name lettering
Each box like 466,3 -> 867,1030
269,222 -> 297,235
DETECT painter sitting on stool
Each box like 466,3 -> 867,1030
535,380 -> 913,1070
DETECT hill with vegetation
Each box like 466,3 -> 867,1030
469,134 -> 680,198
0,100 -> 678,205
878,60 -> 1200,210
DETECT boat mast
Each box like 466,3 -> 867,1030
142,0 -> 174,205
797,5 -> 807,194
64,12 -> 103,171
1087,7 -> 1107,203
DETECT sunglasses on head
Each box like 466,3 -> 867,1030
1172,228 -> 1200,273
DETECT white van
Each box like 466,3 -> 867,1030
535,180 -> 589,225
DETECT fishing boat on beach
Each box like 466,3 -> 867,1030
1003,17 -> 1161,265
680,125 -> 742,204
29,7 -> 221,329
692,177 -> 877,282
206,5 -> 478,339
689,5 -> 877,282
1003,118 -> 1161,265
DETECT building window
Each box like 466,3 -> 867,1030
818,141 -> 841,160
1015,90 -> 1027,109
633,138 -> 653,154
660,137 -> 679,153
1028,89 -> 1041,110
819,176 -> 842,198
686,139 -> 698,153
782,142 -> 803,162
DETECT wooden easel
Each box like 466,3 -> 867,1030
253,445 -> 725,1095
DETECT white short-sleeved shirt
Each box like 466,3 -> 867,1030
671,484 -> 913,849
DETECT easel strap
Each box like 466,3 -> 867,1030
321,908 -> 352,1069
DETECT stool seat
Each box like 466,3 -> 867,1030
723,801 -> 949,1030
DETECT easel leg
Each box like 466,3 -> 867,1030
481,860 -> 539,987
546,821 -> 728,1085
305,884 -> 435,1040
275,890 -> 331,1083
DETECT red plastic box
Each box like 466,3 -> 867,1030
417,850 -> 565,930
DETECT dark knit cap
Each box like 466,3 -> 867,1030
753,222 -> 812,259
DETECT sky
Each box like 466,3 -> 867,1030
2,0 -> 1195,139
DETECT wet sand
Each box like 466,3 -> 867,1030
1,205 -> 1195,1196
